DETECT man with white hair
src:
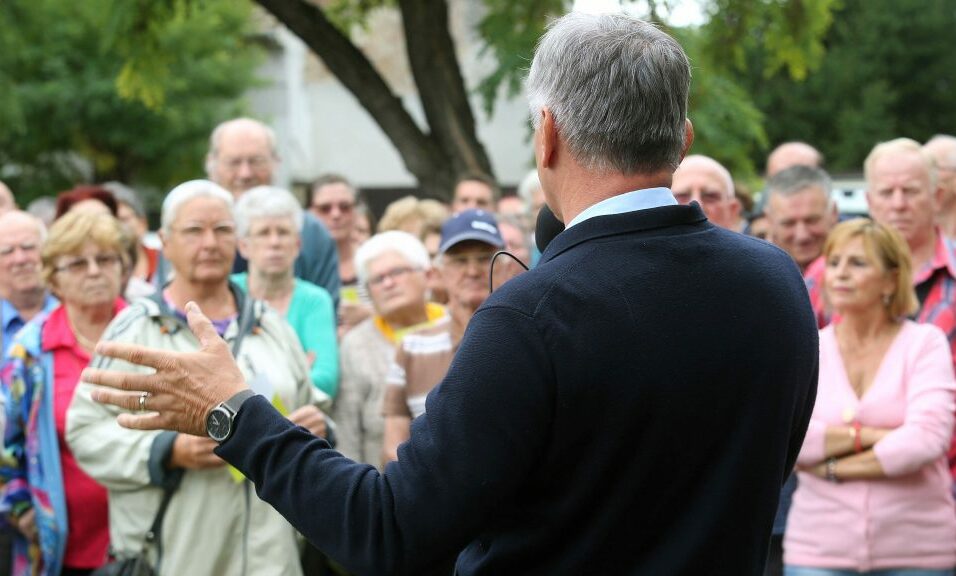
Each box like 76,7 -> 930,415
765,142 -> 824,177
866,137 -> 956,484
671,154 -> 740,229
84,13 -> 817,574
0,211 -> 58,356
203,117 -> 340,308
923,135 -> 956,238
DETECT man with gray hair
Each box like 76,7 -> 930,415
204,117 -> 341,308
765,165 -> 838,271
0,211 -> 58,356
83,12 -> 817,575
671,154 -> 740,229
924,135 -> 956,238
866,137 -> 956,484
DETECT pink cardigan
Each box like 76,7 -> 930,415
785,321 -> 956,571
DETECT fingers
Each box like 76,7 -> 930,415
92,340 -> 169,372
185,302 -> 227,351
85,369 -> 157,394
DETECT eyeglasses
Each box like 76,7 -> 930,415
219,155 -> 272,172
367,266 -> 419,287
170,223 -> 237,243
0,242 -> 39,257
442,252 -> 495,270
312,201 -> 354,215
54,253 -> 122,275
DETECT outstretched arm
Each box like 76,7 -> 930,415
82,302 -> 555,575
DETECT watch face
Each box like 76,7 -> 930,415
206,407 -> 232,442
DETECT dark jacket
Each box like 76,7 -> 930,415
219,203 -> 818,575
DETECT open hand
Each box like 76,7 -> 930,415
82,302 -> 248,436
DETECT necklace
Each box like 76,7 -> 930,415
67,313 -> 101,351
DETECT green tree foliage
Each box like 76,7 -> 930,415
0,0 -> 260,206
734,0 -> 956,174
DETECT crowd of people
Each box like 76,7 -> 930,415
0,21 -> 956,576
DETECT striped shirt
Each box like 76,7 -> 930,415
383,317 -> 456,419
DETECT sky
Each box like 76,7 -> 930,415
572,0 -> 705,26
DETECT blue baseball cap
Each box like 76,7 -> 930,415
439,209 -> 504,255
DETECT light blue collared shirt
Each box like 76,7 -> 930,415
1,294 -> 59,357
566,187 -> 677,229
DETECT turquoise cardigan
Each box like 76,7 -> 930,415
231,274 -> 339,397
0,312 -> 69,576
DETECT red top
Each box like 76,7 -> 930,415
42,300 -> 125,569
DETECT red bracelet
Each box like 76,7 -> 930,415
853,421 -> 863,453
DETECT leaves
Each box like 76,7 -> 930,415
0,0 -> 261,206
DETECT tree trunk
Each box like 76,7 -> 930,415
253,0 -> 492,201
399,0 -> 496,182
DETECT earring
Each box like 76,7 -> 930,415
882,294 -> 891,306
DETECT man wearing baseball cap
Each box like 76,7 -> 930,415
381,209 -> 503,466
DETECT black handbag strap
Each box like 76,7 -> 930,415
142,468 -> 183,571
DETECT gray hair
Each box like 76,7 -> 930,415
765,166 -> 833,211
161,180 -> 234,233
354,231 -> 431,287
102,181 -> 146,218
864,138 -> 937,191
517,170 -> 541,207
234,186 -> 304,238
526,12 -> 691,174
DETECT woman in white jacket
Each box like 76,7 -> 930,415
66,181 -> 330,575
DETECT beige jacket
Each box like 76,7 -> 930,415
67,287 -> 328,576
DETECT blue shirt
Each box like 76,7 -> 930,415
1,294 -> 59,357
566,187 -> 676,229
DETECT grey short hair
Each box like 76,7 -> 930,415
354,231 -> 431,287
526,12 -> 691,174
102,181 -> 146,218
161,180 -> 234,233
234,186 -> 304,238
765,166 -> 833,210
208,117 -> 278,159
864,138 -> 937,191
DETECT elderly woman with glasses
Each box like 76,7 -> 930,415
332,231 -> 444,467
233,186 -> 339,397
66,180 -> 330,576
1,211 -> 129,576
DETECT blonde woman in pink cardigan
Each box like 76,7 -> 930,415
785,219 -> 956,576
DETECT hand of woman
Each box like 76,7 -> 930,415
287,405 -> 328,439
16,508 -> 37,543
169,434 -> 226,470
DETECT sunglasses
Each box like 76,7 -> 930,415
312,201 -> 354,215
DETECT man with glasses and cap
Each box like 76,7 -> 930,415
381,209 -> 503,465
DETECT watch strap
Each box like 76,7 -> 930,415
222,389 -> 257,417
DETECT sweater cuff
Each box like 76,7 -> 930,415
148,431 -> 179,486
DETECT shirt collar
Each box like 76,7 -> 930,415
565,187 -> 677,229
42,298 -> 127,353
2,293 -> 58,331
914,229 -> 956,284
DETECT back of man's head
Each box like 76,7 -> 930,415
766,142 -> 824,177
526,12 -> 690,175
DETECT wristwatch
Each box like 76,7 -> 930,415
206,389 -> 257,443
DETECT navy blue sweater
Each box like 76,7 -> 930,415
218,203 -> 818,575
